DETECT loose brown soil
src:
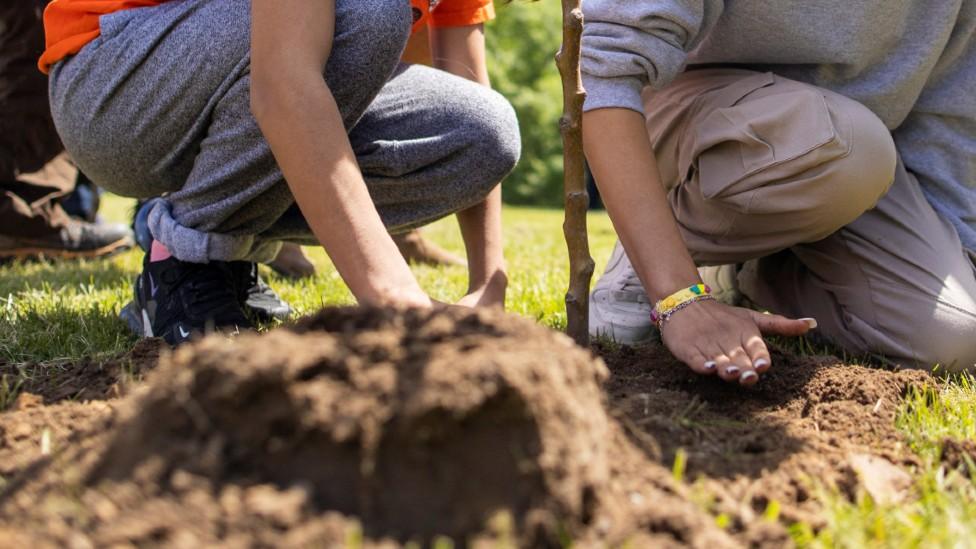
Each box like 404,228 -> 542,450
941,438 -> 976,478
0,308 -> 933,548
0,337 -> 164,403
600,342 -> 931,543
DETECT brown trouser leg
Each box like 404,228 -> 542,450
643,68 -> 976,371
0,0 -> 77,238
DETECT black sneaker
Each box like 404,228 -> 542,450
121,254 -> 253,346
228,261 -> 293,322
130,197 -> 289,322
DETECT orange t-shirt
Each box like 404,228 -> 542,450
410,0 -> 495,33
39,0 -> 495,73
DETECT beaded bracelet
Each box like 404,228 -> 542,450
651,283 -> 714,327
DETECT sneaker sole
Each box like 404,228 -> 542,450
246,304 -> 293,323
0,237 -> 134,261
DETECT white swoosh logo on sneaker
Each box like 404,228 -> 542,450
141,309 -> 154,338
149,273 -> 159,297
179,325 -> 191,339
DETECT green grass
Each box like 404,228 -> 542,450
2,194 -> 975,547
0,194 -> 617,365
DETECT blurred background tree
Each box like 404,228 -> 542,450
487,0 -> 564,206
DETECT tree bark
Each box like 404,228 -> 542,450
556,1 -> 594,347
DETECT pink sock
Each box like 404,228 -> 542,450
149,240 -> 173,262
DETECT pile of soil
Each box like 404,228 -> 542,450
0,306 -> 937,547
0,308 -> 734,548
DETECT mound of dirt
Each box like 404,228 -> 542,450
0,398 -> 116,494
0,308 -> 733,548
600,342 -> 932,543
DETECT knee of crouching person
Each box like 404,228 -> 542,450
815,101 -> 898,231
465,90 -> 522,196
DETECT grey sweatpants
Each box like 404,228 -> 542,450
48,0 -> 520,263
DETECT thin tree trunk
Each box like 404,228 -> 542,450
556,0 -> 594,347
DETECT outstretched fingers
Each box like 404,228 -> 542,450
663,302 -> 817,387
743,333 -> 771,374
714,346 -> 759,386
750,311 -> 818,337
673,346 -> 720,376
711,354 -> 740,382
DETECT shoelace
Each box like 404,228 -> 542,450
164,263 -> 247,321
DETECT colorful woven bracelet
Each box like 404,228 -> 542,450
652,295 -> 716,326
651,284 -> 714,326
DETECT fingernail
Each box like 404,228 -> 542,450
740,371 -> 759,384
754,358 -> 770,370
704,361 -> 717,371
726,366 -> 740,377
800,318 -> 819,329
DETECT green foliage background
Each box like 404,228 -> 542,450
486,1 -> 564,207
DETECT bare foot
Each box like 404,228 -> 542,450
268,243 -> 316,279
393,230 -> 466,267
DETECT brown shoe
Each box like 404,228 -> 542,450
393,230 -> 466,267
0,217 -> 133,261
268,242 -> 316,279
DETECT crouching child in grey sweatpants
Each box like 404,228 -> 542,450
42,0 -> 521,345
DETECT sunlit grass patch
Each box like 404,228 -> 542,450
899,373 -> 976,454
0,195 -> 618,363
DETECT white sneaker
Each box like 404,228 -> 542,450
589,241 -> 655,344
589,241 -> 746,344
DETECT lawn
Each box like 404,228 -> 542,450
0,195 -> 619,365
1,194 -> 974,547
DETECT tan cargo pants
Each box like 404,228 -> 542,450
643,68 -> 976,371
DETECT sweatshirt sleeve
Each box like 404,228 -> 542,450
581,0 -> 708,113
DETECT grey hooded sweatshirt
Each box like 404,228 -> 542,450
580,0 -> 976,251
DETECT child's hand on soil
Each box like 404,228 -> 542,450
660,299 -> 816,386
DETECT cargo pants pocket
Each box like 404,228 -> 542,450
684,73 -> 853,209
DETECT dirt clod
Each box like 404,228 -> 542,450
848,453 -> 913,505
11,392 -> 42,411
